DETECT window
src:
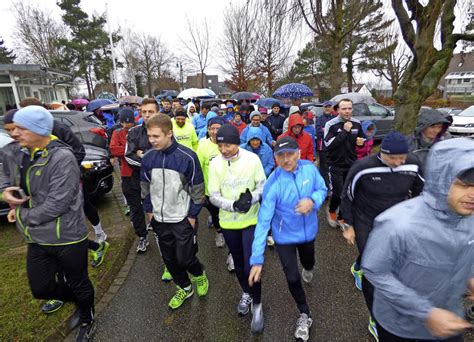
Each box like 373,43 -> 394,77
208,79 -> 212,84
352,103 -> 369,116
368,104 -> 390,117
457,79 -> 462,84
463,78 -> 470,83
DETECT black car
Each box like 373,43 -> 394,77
81,144 -> 114,197
50,110 -> 109,149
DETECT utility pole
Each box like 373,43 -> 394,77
106,3 -> 120,97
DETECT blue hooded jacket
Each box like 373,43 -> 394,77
197,111 -> 218,140
240,127 -> 275,177
362,138 -> 474,340
240,124 -> 273,147
250,160 -> 327,265
192,112 -> 209,137
361,120 -> 377,139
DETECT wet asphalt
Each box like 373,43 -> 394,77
92,204 -> 374,342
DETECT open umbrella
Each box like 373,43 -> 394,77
177,88 -> 216,99
71,98 -> 89,106
273,83 -> 313,99
231,92 -> 259,101
119,95 -> 143,105
87,99 -> 113,112
255,97 -> 283,108
100,103 -> 120,111
330,92 -> 376,105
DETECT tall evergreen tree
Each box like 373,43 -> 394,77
0,39 -> 16,64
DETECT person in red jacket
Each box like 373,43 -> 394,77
230,112 -> 247,134
110,107 -> 135,190
278,114 -> 314,161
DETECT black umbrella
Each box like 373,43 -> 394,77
231,92 -> 259,101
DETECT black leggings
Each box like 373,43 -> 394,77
275,240 -> 315,315
222,226 -> 261,304
375,320 -> 463,342
328,166 -> 349,217
122,173 -> 147,238
27,240 -> 95,324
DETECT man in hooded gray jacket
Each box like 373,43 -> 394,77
362,137 -> 474,341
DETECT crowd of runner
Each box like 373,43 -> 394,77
0,96 -> 473,342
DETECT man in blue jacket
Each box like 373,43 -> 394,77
249,136 -> 327,342
240,126 -> 275,177
362,138 -> 474,341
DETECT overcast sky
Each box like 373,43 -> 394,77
0,0 -> 470,88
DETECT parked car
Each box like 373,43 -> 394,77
50,110 -> 109,149
448,105 -> 474,137
300,103 -> 323,118
436,107 -> 463,116
351,102 -> 394,140
81,144 -> 114,197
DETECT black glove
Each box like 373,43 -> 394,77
233,188 -> 253,213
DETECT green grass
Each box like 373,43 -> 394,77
0,220 -> 119,341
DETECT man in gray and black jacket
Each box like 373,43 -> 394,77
0,106 -> 95,342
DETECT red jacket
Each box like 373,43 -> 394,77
230,120 -> 247,135
278,114 -> 314,161
110,127 -> 134,177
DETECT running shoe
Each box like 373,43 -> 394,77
168,286 -> 193,309
91,241 -> 110,268
207,216 -> 213,228
161,266 -> 173,282
192,272 -> 209,297
136,237 -> 149,253
237,292 -> 253,315
301,268 -> 313,284
75,321 -> 96,342
368,316 -> 379,341
226,253 -> 235,272
266,235 -> 275,247
251,303 -> 264,333
351,262 -> 363,291
215,232 -> 225,248
41,299 -> 64,314
326,208 -> 338,228
295,313 -> 313,341
94,232 -> 107,244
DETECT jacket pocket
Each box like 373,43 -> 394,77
401,259 -> 454,295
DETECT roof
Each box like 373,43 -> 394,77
0,64 -> 73,77
441,52 -> 474,81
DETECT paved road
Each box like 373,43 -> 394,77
93,204 -> 373,341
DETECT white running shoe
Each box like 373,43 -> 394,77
266,236 -> 275,247
295,313 -> 313,341
226,253 -> 235,272
301,268 -> 313,284
215,232 -> 225,248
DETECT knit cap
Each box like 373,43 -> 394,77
13,105 -> 53,136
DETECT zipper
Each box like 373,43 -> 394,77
16,206 -> 32,241
161,153 -> 166,222
292,173 -> 307,241
227,159 -> 238,221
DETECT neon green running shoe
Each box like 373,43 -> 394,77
168,286 -> 193,309
368,316 -> 379,342
161,267 -> 173,282
350,262 -> 363,291
91,241 -> 110,268
192,272 -> 209,297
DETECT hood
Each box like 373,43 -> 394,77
187,103 -> 196,117
246,126 -> 263,144
288,114 -> 304,131
423,137 -> 474,213
205,111 -> 218,124
361,120 -> 377,138
415,110 -> 450,136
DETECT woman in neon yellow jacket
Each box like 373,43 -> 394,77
208,124 -> 266,334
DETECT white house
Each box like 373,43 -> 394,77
0,64 -> 73,115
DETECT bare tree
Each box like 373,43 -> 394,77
179,17 -> 211,88
392,0 -> 474,133
253,0 -> 295,94
219,2 -> 259,91
11,1 -> 68,68
133,33 -> 173,96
